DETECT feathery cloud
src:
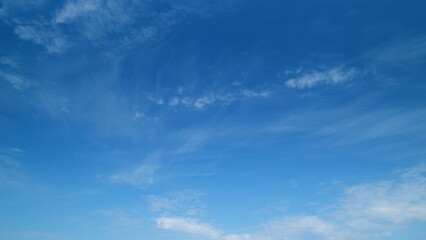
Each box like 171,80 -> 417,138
285,67 -> 357,89
162,89 -> 270,110
0,71 -> 32,90
146,190 -> 205,216
261,216 -> 339,240
373,35 -> 426,64
109,164 -> 159,188
222,234 -> 254,240
8,0 -> 239,54
0,56 -> 19,68
156,217 -> 222,239
14,23 -> 70,54
109,152 -> 162,188
55,0 -> 101,24
98,209 -> 142,227
0,154 -> 24,186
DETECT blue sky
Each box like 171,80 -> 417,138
1,0 -> 426,239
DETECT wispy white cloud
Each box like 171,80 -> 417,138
148,96 -> 166,105
156,215 -> 336,240
285,67 -> 357,89
14,23 -> 70,54
0,0 -> 48,20
1,147 -> 24,153
174,129 -> 212,154
373,35 -> 426,64
222,234 -> 254,240
109,164 -> 159,188
155,216 -> 261,240
98,209 -> 143,227
7,0 -> 239,54
146,190 -> 205,216
261,216 -> 340,240
264,104 -> 426,151
108,152 -> 161,188
155,216 -> 338,240
0,56 -> 20,68
0,154 -> 24,186
313,109 -> 426,145
8,0 -> 133,53
156,217 -> 222,239
54,0 -> 101,24
0,71 -> 32,90
134,111 -> 145,119
53,0 -> 135,47
162,89 -> 270,110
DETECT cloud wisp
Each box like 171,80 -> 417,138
109,163 -> 159,189
98,209 -> 143,227
6,0 -> 240,54
0,154 -> 24,186
0,56 -> 20,68
373,35 -> 426,64
156,217 -> 222,239
146,190 -> 205,216
54,0 -> 101,24
263,104 -> 426,150
0,71 -> 33,90
108,151 -> 162,189
14,23 -> 71,54
157,89 -> 270,110
285,67 -> 357,89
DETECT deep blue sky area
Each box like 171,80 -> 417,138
1,1 -> 426,240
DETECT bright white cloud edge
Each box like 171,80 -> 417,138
155,164 -> 426,240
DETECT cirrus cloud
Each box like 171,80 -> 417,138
285,67 -> 357,89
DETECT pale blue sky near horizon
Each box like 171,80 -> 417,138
1,0 -> 426,240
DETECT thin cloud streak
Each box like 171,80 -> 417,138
285,67 -> 357,89
0,71 -> 33,90
156,217 -> 222,239
14,23 -> 70,54
163,89 -> 271,110
146,190 -> 205,216
108,152 -> 162,189
263,104 -> 426,148
109,164 -> 159,188
0,56 -> 20,68
0,154 -> 24,186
